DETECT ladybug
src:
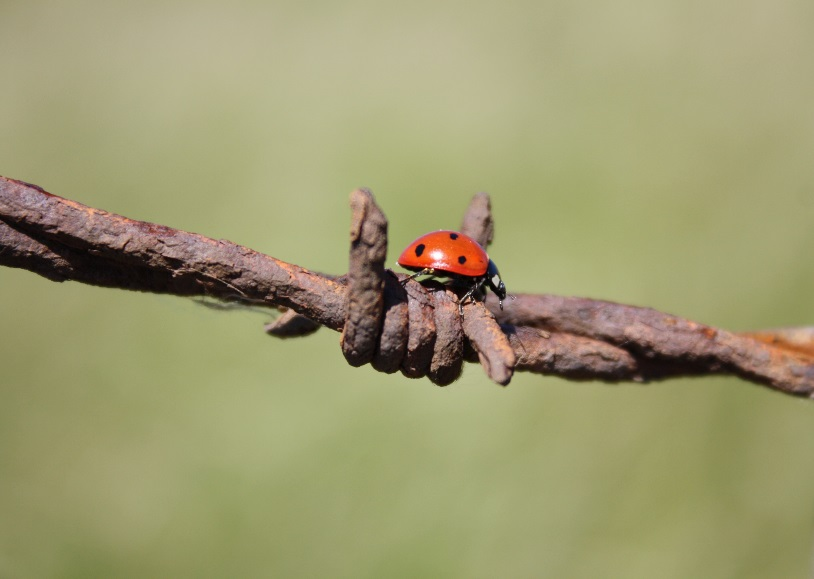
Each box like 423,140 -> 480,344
397,230 -> 507,314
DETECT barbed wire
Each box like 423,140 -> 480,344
1,176 -> 812,397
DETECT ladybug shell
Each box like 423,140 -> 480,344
397,230 -> 489,277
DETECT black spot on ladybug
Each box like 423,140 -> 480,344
458,255 -> 467,265
414,244 -> 425,257
449,233 -> 459,240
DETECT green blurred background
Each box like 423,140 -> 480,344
2,1 -> 814,577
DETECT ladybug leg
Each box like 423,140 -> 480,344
400,268 -> 435,285
457,278 -> 487,315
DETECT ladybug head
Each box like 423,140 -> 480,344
485,259 -> 507,308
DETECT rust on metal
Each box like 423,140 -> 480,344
2,175 -> 813,396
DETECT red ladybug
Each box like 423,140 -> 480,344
397,230 -> 507,313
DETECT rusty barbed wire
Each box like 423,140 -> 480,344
1,175 -> 813,397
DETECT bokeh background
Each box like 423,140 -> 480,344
2,1 -> 814,577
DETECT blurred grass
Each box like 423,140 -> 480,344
2,0 -> 814,577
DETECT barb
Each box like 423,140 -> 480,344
341,188 -> 388,367
460,191 -> 494,248
1,175 -> 813,397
